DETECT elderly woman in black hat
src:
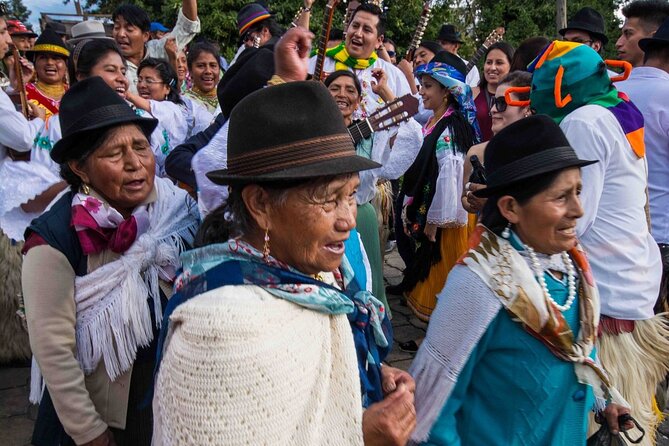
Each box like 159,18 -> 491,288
22,76 -> 199,446
152,80 -> 415,445
409,115 -> 633,445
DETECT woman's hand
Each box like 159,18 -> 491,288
381,365 -> 416,396
274,27 -> 314,82
82,429 -> 117,446
463,182 -> 487,213
603,404 -> 634,435
363,383 -> 416,446
424,223 -> 437,242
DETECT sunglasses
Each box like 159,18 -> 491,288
387,50 -> 396,57
491,95 -> 509,112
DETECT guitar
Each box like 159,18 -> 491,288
348,94 -> 419,145
313,0 -> 341,81
404,0 -> 433,62
7,45 -> 32,162
465,27 -> 505,73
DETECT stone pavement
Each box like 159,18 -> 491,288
2,248 -> 668,445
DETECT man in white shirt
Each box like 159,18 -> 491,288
437,24 -> 479,88
616,0 -> 669,68
307,3 -> 411,118
531,41 -> 666,445
0,11 -> 45,154
112,1 -> 200,93
618,18 -> 669,313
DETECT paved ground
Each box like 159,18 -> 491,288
2,248 -> 668,445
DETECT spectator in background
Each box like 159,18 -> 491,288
112,0 -> 200,93
559,7 -> 609,54
183,41 -> 221,113
150,21 -> 169,40
509,36 -> 549,71
381,37 -> 397,64
616,0 -> 669,67
7,19 -> 36,51
437,24 -> 479,87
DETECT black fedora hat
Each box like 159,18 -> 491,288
474,115 -> 597,198
26,28 -> 70,62
207,81 -> 380,185
51,77 -> 157,163
437,24 -> 463,44
432,50 -> 467,77
559,7 -> 608,45
639,17 -> 669,52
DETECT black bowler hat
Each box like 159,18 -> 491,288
51,77 -> 157,163
207,82 -> 380,185
437,24 -> 463,44
432,50 -> 467,77
217,46 -> 274,119
26,28 -> 70,62
639,17 -> 669,52
559,7 -> 608,45
474,115 -> 597,198
45,21 -> 67,37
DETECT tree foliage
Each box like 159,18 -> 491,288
6,0 -> 31,27
71,0 -> 624,60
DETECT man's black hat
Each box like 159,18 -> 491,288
474,115 -> 597,198
559,7 -> 608,45
207,81 -> 380,185
432,50 -> 467,77
639,16 -> 669,52
437,24 -> 463,44
51,77 -> 157,163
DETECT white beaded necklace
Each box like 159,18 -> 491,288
525,245 -> 577,312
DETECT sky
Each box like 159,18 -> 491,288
24,0 -> 76,30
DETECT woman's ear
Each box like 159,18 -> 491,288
68,160 -> 90,185
497,195 -> 521,224
241,185 -> 273,231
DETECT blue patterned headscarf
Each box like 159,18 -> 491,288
415,61 -> 481,141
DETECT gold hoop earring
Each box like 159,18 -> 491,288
82,183 -> 90,195
262,228 -> 270,261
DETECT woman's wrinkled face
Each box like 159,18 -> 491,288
508,167 -> 584,255
83,51 -> 128,98
137,66 -> 170,101
190,51 -> 219,93
327,75 -> 360,122
70,124 -> 155,217
35,53 -> 67,85
491,83 -> 530,134
267,175 -> 359,275
483,48 -> 510,89
419,75 -> 448,112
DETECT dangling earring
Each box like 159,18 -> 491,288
81,183 -> 90,195
502,223 -> 511,239
262,228 -> 270,261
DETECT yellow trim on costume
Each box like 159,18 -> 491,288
31,44 -> 70,58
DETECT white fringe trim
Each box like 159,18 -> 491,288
29,178 -> 199,402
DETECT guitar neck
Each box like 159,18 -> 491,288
348,119 -> 374,145
405,3 -> 432,61
314,4 -> 337,81
466,44 -> 489,72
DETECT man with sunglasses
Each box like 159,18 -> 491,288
559,7 -> 608,54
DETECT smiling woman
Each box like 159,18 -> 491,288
25,28 -> 69,118
183,41 -> 221,113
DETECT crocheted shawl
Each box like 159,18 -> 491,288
325,42 -> 378,71
529,41 -> 645,158
156,239 -> 393,406
29,177 -> 200,402
410,225 -> 628,442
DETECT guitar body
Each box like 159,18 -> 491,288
314,0 -> 342,81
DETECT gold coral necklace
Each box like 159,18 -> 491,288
36,80 -> 66,101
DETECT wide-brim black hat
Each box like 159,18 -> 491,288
639,16 -> 669,51
474,114 -> 597,198
26,28 -> 70,62
559,7 -> 608,45
437,24 -> 463,43
51,77 -> 157,164
207,81 -> 380,185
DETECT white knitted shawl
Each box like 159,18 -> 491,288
30,177 -> 199,403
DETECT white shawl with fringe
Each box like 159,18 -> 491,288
30,177 -> 199,403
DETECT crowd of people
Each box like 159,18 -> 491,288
0,0 -> 668,444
